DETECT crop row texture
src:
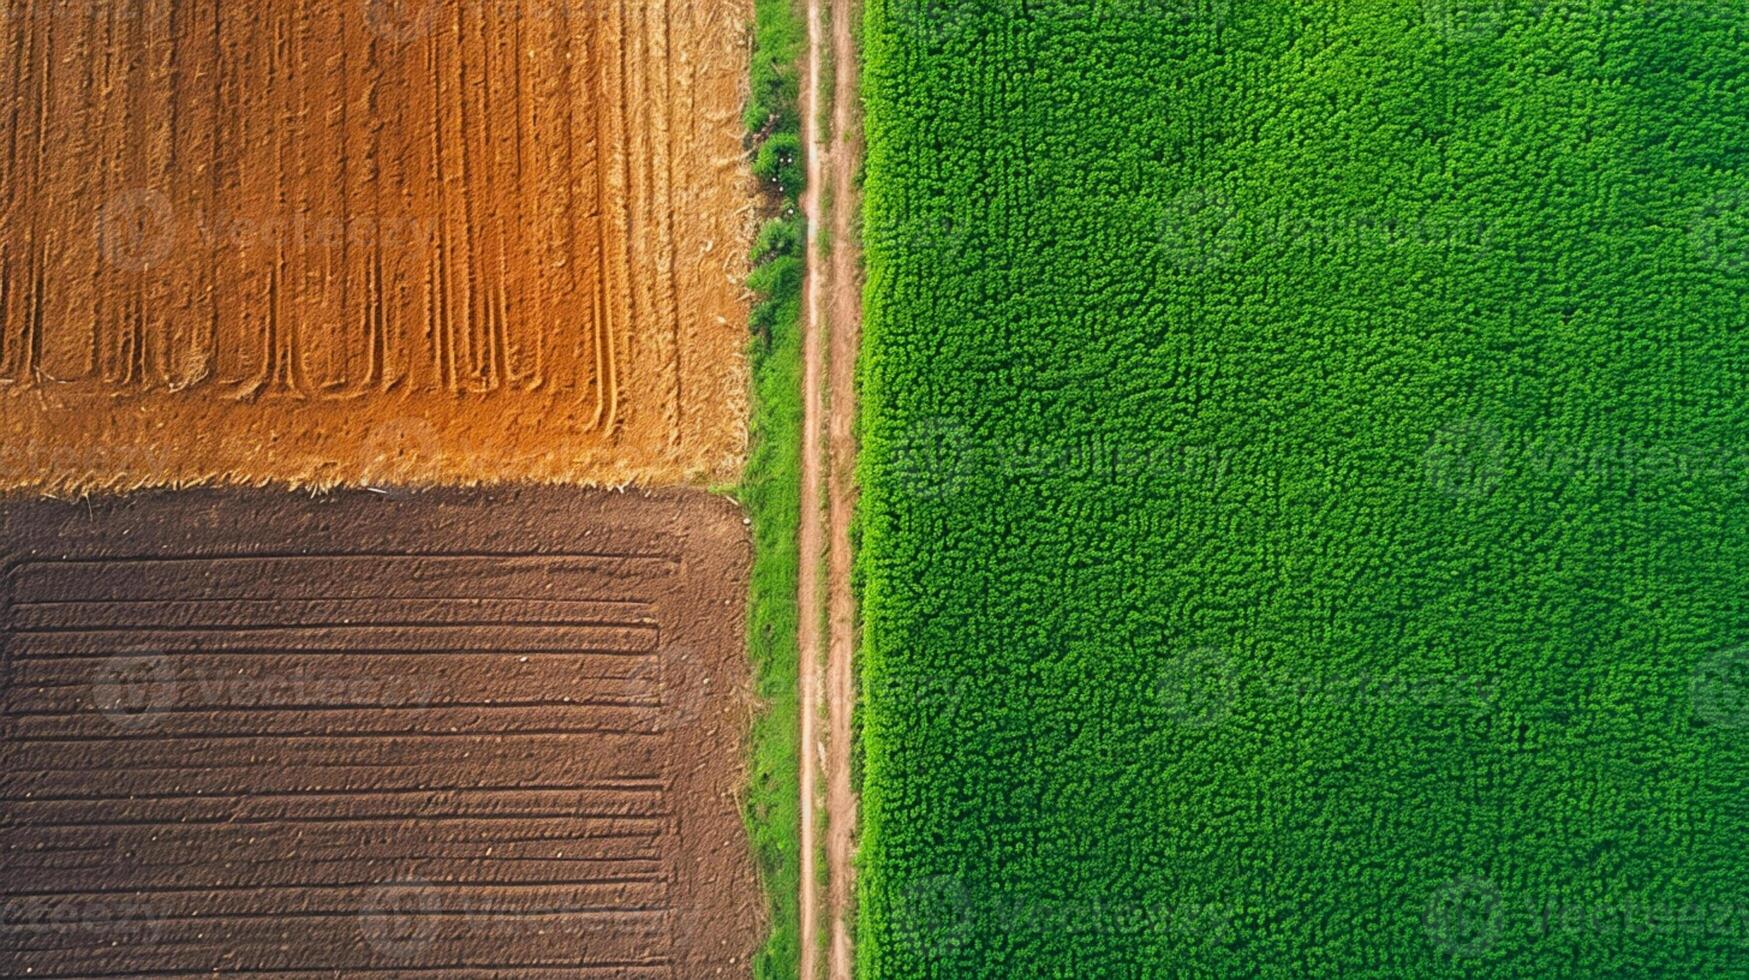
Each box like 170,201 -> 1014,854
857,1 -> 1749,976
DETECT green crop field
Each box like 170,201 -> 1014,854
856,1 -> 1749,975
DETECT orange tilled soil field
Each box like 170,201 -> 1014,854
0,0 -> 752,492
0,487 -> 760,976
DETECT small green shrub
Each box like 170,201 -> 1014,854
754,132 -> 805,198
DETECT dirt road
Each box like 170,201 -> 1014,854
798,0 -> 863,975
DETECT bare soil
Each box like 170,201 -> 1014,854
0,486 -> 760,976
797,1 -> 826,972
0,0 -> 753,493
822,0 -> 864,976
799,0 -> 863,974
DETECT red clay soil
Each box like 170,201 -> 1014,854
0,0 -> 753,493
0,486 -> 760,977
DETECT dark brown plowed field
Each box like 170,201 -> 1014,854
0,487 -> 759,977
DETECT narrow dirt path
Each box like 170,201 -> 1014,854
822,2 -> 864,977
797,0 -> 829,973
796,0 -> 826,967
799,0 -> 863,976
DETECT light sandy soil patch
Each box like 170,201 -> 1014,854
0,0 -> 752,492
0,486 -> 760,977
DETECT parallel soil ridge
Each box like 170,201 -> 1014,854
0,0 -> 752,492
0,486 -> 760,976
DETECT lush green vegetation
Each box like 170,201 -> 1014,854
741,0 -> 806,975
857,1 -> 1749,975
